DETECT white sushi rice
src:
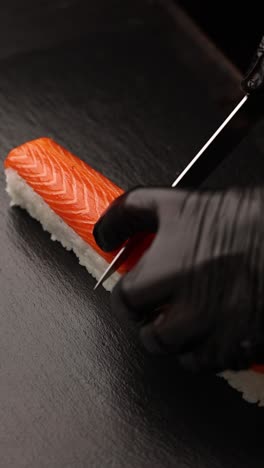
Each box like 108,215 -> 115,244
219,370 -> 264,407
5,168 -> 120,291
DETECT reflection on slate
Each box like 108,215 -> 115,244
0,2 -> 264,468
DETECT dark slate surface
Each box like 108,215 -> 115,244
0,2 -> 263,467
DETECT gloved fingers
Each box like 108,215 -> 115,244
176,311 -> 258,373
176,341 -> 253,374
110,279 -> 165,325
112,229 -> 189,321
93,188 -> 160,252
241,35 -> 264,93
139,299 -> 212,356
111,236 -> 174,322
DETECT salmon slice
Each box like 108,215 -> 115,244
4,137 -> 153,282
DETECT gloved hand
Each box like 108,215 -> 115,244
93,187 -> 264,372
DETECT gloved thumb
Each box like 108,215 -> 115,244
93,187 -> 159,252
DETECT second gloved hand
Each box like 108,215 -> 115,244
93,187 -> 264,372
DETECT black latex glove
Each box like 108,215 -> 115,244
93,187 -> 264,372
241,35 -> 264,94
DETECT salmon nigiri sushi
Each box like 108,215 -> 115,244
4,137 -> 150,290
4,137 -> 264,405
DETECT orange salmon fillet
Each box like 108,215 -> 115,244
4,137 -> 152,274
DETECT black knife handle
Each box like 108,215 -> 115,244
241,35 -> 264,94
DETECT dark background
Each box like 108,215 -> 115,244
178,0 -> 262,71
